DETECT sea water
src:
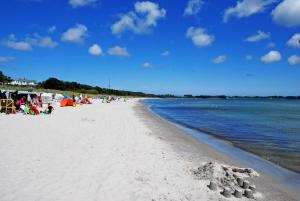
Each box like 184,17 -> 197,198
145,98 -> 300,176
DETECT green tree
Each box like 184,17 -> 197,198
0,71 -> 12,83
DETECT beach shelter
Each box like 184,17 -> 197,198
54,94 -> 64,101
60,98 -> 74,107
17,91 -> 37,103
41,93 -> 53,104
80,98 -> 92,104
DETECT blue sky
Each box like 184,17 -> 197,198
0,0 -> 300,96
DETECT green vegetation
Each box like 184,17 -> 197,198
0,71 -> 159,97
39,77 -> 158,97
0,71 -> 12,83
1,71 -> 299,99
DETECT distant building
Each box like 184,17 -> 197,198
10,79 -> 37,86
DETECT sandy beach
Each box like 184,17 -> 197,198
0,99 -> 299,201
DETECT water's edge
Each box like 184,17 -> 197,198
144,100 -> 300,190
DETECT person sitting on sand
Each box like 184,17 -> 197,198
22,103 -> 30,114
15,99 -> 21,111
43,103 -> 54,114
19,104 -> 25,113
15,97 -> 26,111
30,104 -> 39,115
20,97 -> 26,105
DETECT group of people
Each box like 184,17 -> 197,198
1,90 -> 96,115
15,97 -> 54,115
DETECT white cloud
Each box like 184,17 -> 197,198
142,62 -> 152,68
287,33 -> 300,48
213,55 -> 226,64
111,1 -> 166,35
186,27 -> 214,47
272,0 -> 300,27
267,42 -> 276,48
184,0 -> 204,16
48,26 -> 56,33
1,34 -> 32,51
1,34 -> 57,50
61,24 -> 88,44
26,34 -> 58,48
246,55 -> 253,60
223,0 -> 277,23
107,46 -> 129,57
288,55 -> 300,66
261,50 -> 281,63
161,50 -> 170,56
88,44 -> 103,56
69,0 -> 98,8
245,30 -> 270,42
0,56 -> 15,63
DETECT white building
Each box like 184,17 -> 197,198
10,79 -> 37,86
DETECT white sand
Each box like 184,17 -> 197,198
0,100 -> 295,201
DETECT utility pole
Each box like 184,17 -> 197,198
108,78 -> 111,90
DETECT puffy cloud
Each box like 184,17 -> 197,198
1,34 -> 57,50
1,34 -> 32,51
261,50 -> 281,63
161,50 -> 170,56
272,0 -> 300,27
61,24 -> 88,44
69,0 -> 97,8
246,55 -> 253,60
245,30 -> 270,42
288,55 -> 300,66
88,44 -> 103,56
142,62 -> 152,68
287,33 -> 300,48
48,26 -> 56,33
184,0 -> 204,16
223,0 -> 277,23
267,42 -> 276,48
186,27 -> 214,47
213,55 -> 226,64
26,34 -> 58,48
107,46 -> 130,57
111,1 -> 166,35
0,56 -> 15,63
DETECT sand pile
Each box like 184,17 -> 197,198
193,162 -> 260,199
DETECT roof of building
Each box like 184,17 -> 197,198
13,79 -> 37,83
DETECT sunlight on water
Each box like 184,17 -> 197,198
145,99 -> 300,173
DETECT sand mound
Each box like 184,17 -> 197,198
193,162 -> 259,191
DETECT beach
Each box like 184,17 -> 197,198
0,99 -> 299,201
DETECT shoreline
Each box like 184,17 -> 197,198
0,99 -> 299,201
156,107 -> 300,175
137,99 -> 300,200
144,100 -> 300,187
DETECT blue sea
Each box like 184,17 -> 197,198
145,98 -> 300,175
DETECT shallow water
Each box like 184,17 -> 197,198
144,98 -> 300,174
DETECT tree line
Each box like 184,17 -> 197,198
40,77 -> 159,97
0,71 -> 12,83
0,71 -> 172,97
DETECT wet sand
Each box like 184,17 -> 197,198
137,100 -> 300,201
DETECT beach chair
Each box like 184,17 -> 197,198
0,99 -> 16,114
